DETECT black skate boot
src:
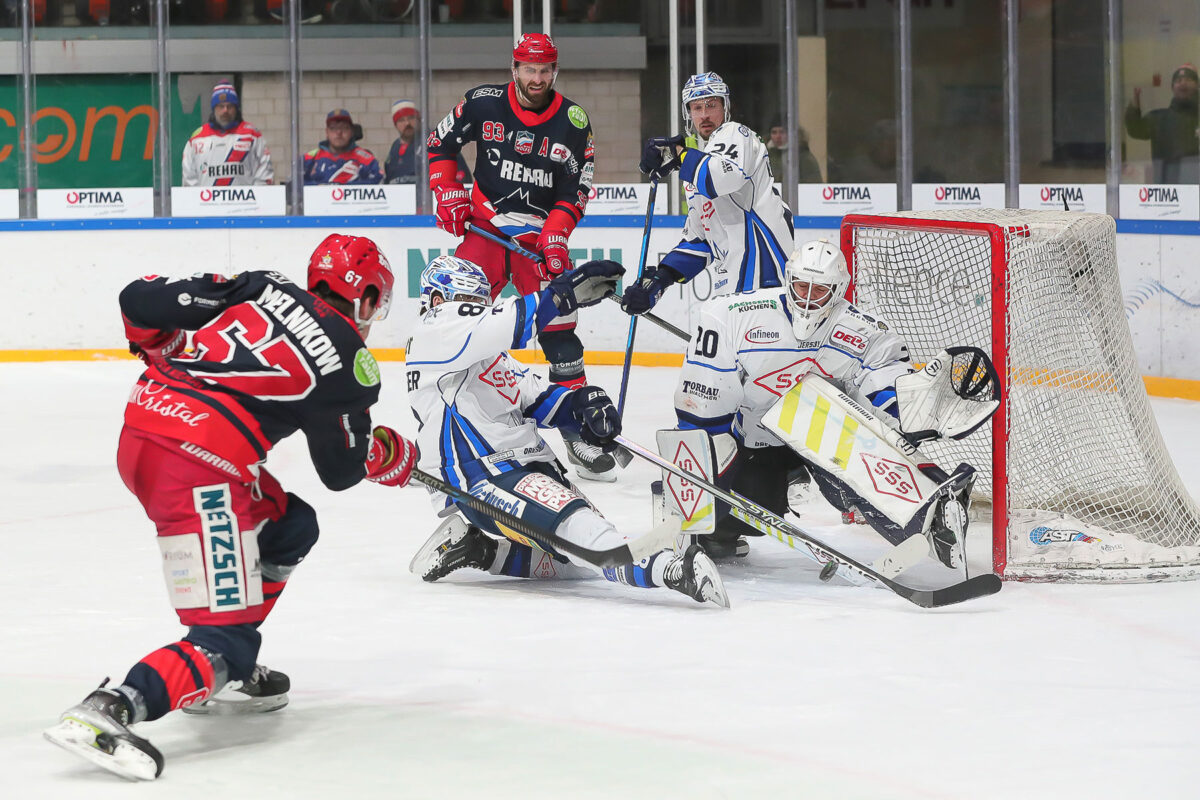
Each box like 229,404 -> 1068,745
409,515 -> 498,582
182,664 -> 290,715
698,533 -> 750,560
44,681 -> 164,781
563,429 -> 617,482
663,544 -> 730,608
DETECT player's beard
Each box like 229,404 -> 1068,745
514,72 -> 555,110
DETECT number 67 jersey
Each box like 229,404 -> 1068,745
119,271 -> 381,490
675,287 -> 914,448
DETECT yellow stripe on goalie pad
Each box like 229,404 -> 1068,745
762,375 -> 940,528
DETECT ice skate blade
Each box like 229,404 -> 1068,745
181,691 -> 289,715
44,717 -> 161,781
571,465 -> 618,483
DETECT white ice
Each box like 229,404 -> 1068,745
2,362 -> 1199,799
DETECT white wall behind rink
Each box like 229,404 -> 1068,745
4,223 -> 1198,381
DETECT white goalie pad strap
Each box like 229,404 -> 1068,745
895,350 -> 999,441
655,428 -> 718,534
760,375 -> 940,528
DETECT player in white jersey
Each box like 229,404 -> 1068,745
670,239 -> 973,567
622,72 -> 794,316
405,255 -> 728,608
181,83 -> 275,187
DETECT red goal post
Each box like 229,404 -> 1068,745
839,210 -> 1200,582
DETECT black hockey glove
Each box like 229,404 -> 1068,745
620,265 -> 678,316
639,135 -> 685,179
570,386 -> 622,450
545,259 -> 625,316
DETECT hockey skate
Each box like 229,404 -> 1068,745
563,430 -> 618,482
181,664 -> 290,715
698,533 -> 750,560
44,682 -> 164,781
409,515 -> 497,582
663,544 -> 730,608
922,464 -> 975,569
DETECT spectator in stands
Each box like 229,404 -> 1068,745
182,83 -> 274,187
1125,63 -> 1200,184
303,109 -> 383,185
765,121 -> 823,184
384,100 -> 471,185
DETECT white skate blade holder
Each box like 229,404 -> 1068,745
44,716 -> 161,781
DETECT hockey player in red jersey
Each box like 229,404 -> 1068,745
427,34 -> 614,481
43,234 -> 416,781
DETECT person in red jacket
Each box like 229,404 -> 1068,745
44,235 -> 416,782
427,33 -> 613,480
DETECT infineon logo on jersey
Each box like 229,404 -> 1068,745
744,326 -> 780,344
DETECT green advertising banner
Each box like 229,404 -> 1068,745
0,74 -> 204,190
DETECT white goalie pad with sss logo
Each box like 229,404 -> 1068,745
654,429 -> 737,547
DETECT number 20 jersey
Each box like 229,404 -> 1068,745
119,271 -> 380,489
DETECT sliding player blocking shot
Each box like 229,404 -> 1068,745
403,255 -> 729,608
44,235 -> 418,781
655,238 -> 1000,576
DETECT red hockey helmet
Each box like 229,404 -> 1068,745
307,234 -> 395,328
513,33 -> 558,65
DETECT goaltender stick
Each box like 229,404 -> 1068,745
404,255 -> 729,608
659,238 -> 998,567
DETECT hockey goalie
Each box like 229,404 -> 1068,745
660,238 -> 1000,574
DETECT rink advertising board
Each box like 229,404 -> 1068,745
36,187 -> 155,219
911,183 -> 1006,211
1017,184 -> 1106,213
172,185 -> 288,217
795,184 -> 899,215
1118,185 -> 1200,221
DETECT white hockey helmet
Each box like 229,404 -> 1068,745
419,255 -> 491,313
681,71 -> 731,135
784,239 -> 850,340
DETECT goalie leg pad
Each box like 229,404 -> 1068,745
808,465 -> 907,545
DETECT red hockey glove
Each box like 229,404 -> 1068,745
433,183 -> 471,238
129,329 -> 186,364
535,230 -> 572,279
365,425 -> 416,487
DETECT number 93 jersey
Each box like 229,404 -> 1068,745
675,287 -> 913,448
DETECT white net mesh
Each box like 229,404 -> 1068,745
845,210 -> 1200,581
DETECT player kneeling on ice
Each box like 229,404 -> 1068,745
44,235 -> 418,781
405,255 -> 729,608
658,238 -> 998,574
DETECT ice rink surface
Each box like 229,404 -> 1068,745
2,361 -> 1199,799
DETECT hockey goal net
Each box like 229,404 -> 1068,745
841,210 -> 1200,582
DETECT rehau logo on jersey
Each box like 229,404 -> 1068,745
194,484 -> 248,611
514,131 -> 535,155
499,160 -> 552,187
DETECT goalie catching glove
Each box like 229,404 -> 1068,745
570,386 -> 621,450
365,426 -> 416,487
894,347 -> 1000,444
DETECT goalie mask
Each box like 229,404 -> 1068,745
785,239 -> 850,341
681,72 -> 731,137
307,234 -> 395,330
419,256 -> 491,313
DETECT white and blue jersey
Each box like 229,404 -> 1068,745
661,122 -> 794,296
406,293 -> 579,505
674,287 -> 913,448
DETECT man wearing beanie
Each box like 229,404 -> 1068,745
1125,63 -> 1199,184
384,100 -> 470,184
182,82 -> 275,186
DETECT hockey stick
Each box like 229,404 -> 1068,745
616,177 -> 659,416
606,294 -> 688,341
614,435 -> 1001,608
411,468 -> 672,570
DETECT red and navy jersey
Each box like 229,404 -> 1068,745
119,271 -> 381,490
303,142 -> 384,185
428,82 -> 595,233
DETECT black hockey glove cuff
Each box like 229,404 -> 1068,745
540,260 -> 625,324
639,135 -> 685,179
570,386 -> 622,450
620,266 -> 680,316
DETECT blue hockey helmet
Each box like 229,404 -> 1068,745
681,71 -> 731,133
419,255 -> 491,313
